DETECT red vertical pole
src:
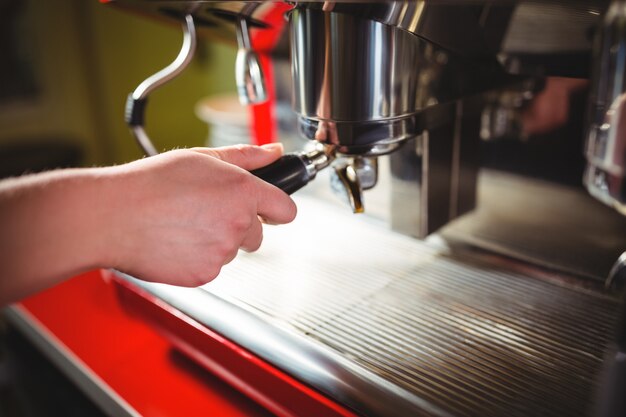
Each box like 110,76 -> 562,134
249,4 -> 293,146
250,55 -> 276,146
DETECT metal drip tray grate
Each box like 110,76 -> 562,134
200,195 -> 620,417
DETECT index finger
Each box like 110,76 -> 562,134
190,144 -> 284,171
252,177 -> 298,225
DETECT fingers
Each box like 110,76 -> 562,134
254,180 -> 298,225
239,216 -> 264,253
191,143 -> 284,170
191,144 -> 297,225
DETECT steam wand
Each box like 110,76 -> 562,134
124,12 -> 329,195
125,14 -> 197,157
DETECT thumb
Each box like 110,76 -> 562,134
191,143 -> 284,170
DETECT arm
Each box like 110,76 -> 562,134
0,144 -> 296,305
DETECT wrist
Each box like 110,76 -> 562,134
68,167 -> 124,272
34,167 -> 123,276
0,167 -> 122,303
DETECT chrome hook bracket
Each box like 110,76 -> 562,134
125,14 -> 197,156
235,10 -> 267,105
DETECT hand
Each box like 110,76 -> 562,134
522,77 -> 587,136
103,144 -> 297,286
0,144 -> 297,304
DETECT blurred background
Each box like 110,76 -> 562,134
0,0 -> 239,172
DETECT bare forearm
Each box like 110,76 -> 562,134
0,168 -> 117,305
0,146 -> 297,306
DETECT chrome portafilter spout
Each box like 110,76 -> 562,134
330,156 -> 379,214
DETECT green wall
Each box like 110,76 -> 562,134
0,0 -> 238,166
87,2 -> 238,163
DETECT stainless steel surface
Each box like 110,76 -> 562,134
289,6 -> 427,123
390,102 -> 480,238
122,193 -> 621,417
289,6 -> 422,152
295,1 -> 510,60
296,1 -> 602,62
289,5 -> 488,233
441,170 -> 626,281
586,0 -> 626,215
122,270 -> 452,417
289,6 -> 500,153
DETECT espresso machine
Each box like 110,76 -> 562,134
108,1 -> 626,416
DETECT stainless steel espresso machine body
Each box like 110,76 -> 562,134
109,1 -> 626,416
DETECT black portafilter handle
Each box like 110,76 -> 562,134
250,147 -> 334,195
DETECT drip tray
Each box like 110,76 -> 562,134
121,194 -> 621,417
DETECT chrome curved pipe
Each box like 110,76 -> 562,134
126,14 -> 197,156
